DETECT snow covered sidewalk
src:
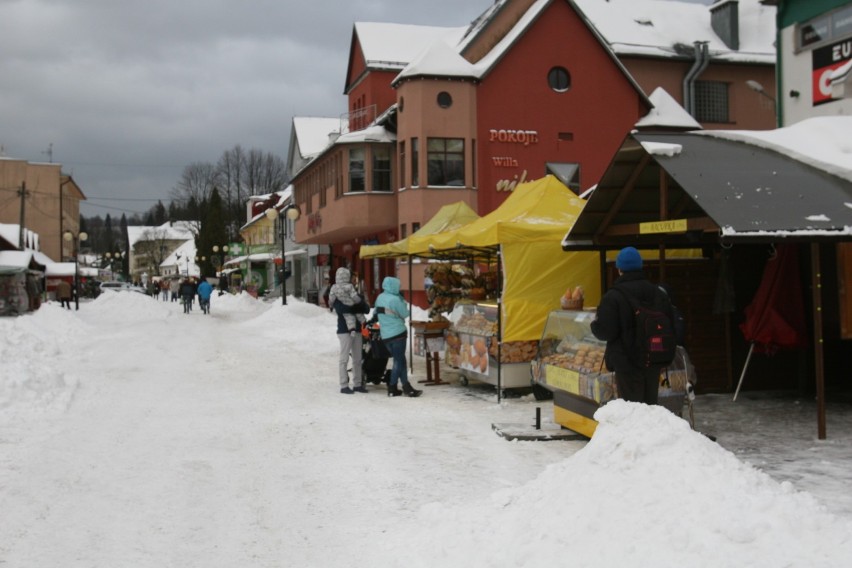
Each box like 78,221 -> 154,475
1,292 -> 851,567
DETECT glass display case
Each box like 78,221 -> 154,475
445,301 -> 533,389
532,309 -> 688,437
531,309 -> 613,403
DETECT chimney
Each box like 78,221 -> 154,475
711,0 -> 739,50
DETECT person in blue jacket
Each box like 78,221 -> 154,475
197,278 -> 213,315
375,276 -> 422,398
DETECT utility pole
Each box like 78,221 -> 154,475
18,182 -> 28,249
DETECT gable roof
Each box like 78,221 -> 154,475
127,221 -> 195,248
572,0 -> 776,63
635,87 -> 703,130
562,116 -> 852,250
345,22 -> 467,92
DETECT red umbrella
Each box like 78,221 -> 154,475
734,244 -> 807,400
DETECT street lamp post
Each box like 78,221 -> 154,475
265,204 -> 301,305
211,245 -> 229,273
104,251 -> 123,280
63,230 -> 88,311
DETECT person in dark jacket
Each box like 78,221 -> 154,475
590,246 -> 675,405
332,267 -> 370,394
179,278 -> 197,314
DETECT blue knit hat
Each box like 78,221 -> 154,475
616,246 -> 642,271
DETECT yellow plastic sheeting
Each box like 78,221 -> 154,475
502,242 -> 600,342
425,175 -> 585,251
360,201 -> 479,259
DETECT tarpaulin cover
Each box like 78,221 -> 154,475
359,201 -> 480,259
739,244 -> 807,354
417,176 -> 601,342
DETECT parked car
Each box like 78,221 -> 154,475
99,281 -> 146,294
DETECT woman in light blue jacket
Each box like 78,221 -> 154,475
375,276 -> 422,398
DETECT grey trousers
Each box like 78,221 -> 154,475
338,332 -> 363,388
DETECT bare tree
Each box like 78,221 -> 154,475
171,162 -> 217,208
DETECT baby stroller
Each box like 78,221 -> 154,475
361,321 -> 391,385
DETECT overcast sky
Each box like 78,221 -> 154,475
0,0 -> 711,219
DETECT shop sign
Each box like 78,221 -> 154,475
812,37 -> 852,106
639,219 -> 688,235
489,129 -> 539,146
492,156 -> 519,167
495,169 -> 528,192
545,365 -> 580,394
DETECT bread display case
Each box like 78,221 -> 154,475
445,302 -> 536,389
532,309 -> 687,437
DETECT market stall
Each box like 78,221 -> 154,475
531,308 -> 692,437
410,176 -> 601,395
0,251 -> 46,316
360,201 -> 483,383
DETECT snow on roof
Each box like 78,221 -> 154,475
354,22 -> 467,70
395,40 -> 477,83
697,116 -> 852,184
127,221 -> 195,247
635,87 -> 703,130
45,262 -> 77,277
0,223 -> 40,251
335,124 -> 396,144
571,0 -> 775,63
640,141 -> 683,156
292,117 -> 341,159
161,239 -> 198,274
0,223 -> 19,247
0,250 -> 41,270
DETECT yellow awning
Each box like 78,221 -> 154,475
360,201 -> 480,259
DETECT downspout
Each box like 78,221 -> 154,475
682,41 -> 709,116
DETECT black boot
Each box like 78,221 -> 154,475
402,382 -> 422,397
387,384 -> 403,397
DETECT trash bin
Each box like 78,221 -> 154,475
307,289 -> 319,305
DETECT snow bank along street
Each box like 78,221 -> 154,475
1,292 -> 851,567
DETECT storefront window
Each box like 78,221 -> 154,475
372,146 -> 392,192
349,148 -> 365,192
427,138 -> 465,186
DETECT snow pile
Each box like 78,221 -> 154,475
211,290 -> 269,315
242,300 -> 339,355
0,304 -> 84,418
372,400 -> 852,568
90,290 -> 175,323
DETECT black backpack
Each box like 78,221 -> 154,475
614,287 -> 678,369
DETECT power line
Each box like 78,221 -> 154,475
85,196 -> 180,202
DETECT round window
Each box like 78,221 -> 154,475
437,91 -> 453,108
548,67 -> 571,92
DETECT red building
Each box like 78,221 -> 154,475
289,0 -> 776,303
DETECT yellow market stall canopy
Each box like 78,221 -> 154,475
415,175 -> 600,342
359,201 -> 480,259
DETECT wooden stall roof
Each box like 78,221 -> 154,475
562,131 -> 852,251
